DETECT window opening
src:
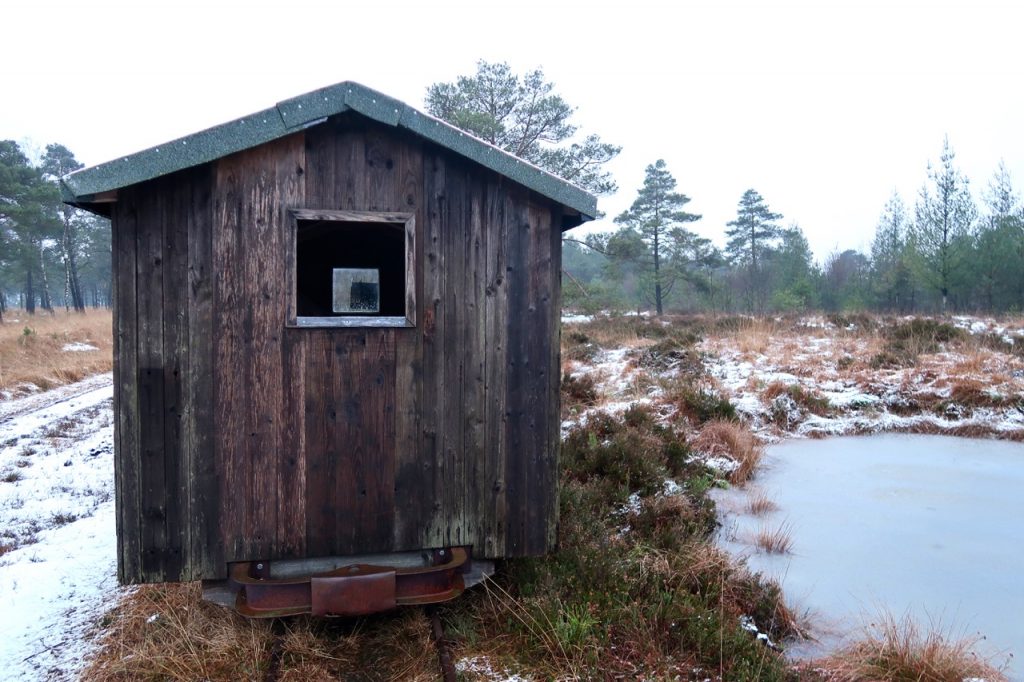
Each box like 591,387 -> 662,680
289,210 -> 415,328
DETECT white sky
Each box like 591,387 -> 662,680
4,0 -> 1023,261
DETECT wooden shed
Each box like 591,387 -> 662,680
62,82 -> 595,615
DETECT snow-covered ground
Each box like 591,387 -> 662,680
0,374 -> 121,681
702,321 -> 1024,441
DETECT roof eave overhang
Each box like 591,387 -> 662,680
62,81 -> 597,224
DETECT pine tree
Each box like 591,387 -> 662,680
976,161 -> 1023,310
725,189 -> 783,312
870,192 -> 915,311
40,144 -> 87,312
612,160 -> 702,315
913,137 -> 976,312
0,140 -> 58,313
426,61 -> 621,195
769,225 -> 817,311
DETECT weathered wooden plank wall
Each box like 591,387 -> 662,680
113,166 -> 218,583
113,115 -> 562,583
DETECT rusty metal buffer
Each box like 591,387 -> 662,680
207,546 -> 482,618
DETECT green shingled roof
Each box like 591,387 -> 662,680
60,81 -> 597,222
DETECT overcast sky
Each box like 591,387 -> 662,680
4,0 -> 1022,261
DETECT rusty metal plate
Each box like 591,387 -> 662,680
311,568 -> 396,617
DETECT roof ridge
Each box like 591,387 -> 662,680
61,81 -> 597,221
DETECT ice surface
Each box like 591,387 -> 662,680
714,434 -> 1023,677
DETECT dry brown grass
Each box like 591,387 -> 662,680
691,419 -> 763,485
947,377 -> 1008,408
754,523 -> 794,554
819,612 -> 1007,682
83,582 -> 440,681
746,491 -> 780,516
0,309 -> 112,397
735,318 -> 777,357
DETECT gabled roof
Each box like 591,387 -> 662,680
61,81 -> 597,223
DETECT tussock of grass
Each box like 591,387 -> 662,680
762,381 -> 832,416
735,319 -> 776,356
947,377 -> 1010,408
747,491 -> 780,516
692,420 -> 764,485
754,523 -> 794,554
820,612 -> 1007,682
0,309 -> 112,397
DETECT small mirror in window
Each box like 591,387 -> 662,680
333,268 -> 380,313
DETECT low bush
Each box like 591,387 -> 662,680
876,318 -> 967,366
560,372 -> 598,414
633,336 -> 702,374
442,410 -> 798,679
676,386 -> 738,425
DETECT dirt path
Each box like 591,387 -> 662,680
0,372 -> 112,431
0,373 -> 120,681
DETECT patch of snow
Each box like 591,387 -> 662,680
0,375 -> 120,680
560,313 -> 593,325
739,614 -> 778,650
61,342 -> 99,353
455,655 -> 533,681
699,455 -> 739,475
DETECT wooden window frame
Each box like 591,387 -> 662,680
286,209 -> 416,328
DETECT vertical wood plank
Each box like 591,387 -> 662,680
502,193 -> 530,556
481,179 -> 509,557
277,327 -> 307,558
393,138 -> 426,549
525,202 -> 555,555
546,206 -> 563,551
136,183 -> 167,579
419,150 -> 447,548
184,166 -> 220,578
303,330 -> 333,556
441,160 -> 466,547
161,174 -> 188,580
112,194 -> 142,583
213,152 -> 252,561
462,170 -> 487,550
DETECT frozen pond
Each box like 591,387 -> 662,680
714,433 -> 1023,678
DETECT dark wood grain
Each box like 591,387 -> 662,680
112,190 -> 141,583
114,114 -> 566,584
184,166 -> 220,578
136,181 -> 167,578
481,180 -> 510,557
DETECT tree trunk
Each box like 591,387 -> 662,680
25,269 -> 35,314
37,243 -> 53,313
61,212 -> 86,312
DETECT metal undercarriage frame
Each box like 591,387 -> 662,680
203,546 -> 493,618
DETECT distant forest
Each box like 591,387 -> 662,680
3,62 -> 1022,319
0,141 -> 111,319
564,142 -> 1024,316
